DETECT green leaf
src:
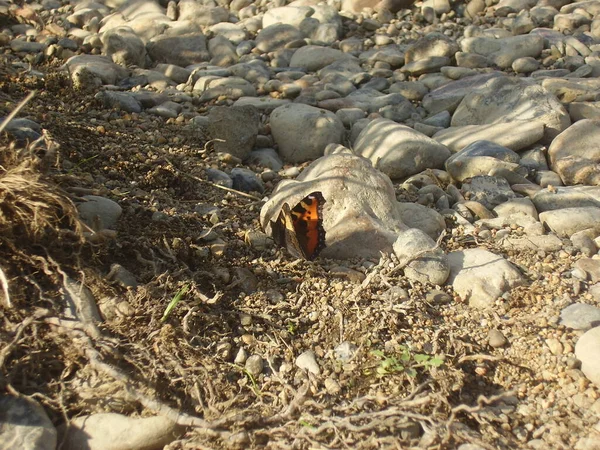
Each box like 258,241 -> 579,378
428,357 -> 444,367
161,285 -> 189,323
405,368 -> 417,377
414,354 -> 431,363
371,350 -> 385,358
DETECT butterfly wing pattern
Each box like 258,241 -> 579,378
269,192 -> 326,260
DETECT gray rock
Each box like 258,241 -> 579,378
494,198 -> 539,220
102,26 -> 146,67
206,168 -> 233,188
422,72 -> 505,115
234,347 -> 248,365
353,118 -> 451,180
61,413 -> 184,450
208,105 -> 259,160
296,350 -> 320,375
405,32 -> 459,63
246,148 -> 284,171
501,234 -> 563,252
575,327 -> 600,387
393,228 -> 450,285
245,355 -> 264,376
178,1 -> 228,26
289,45 -> 357,72
0,395 -> 56,450
334,341 -> 358,361
64,54 -> 129,86
147,101 -> 182,119
401,56 -> 451,76
570,229 -> 598,256
574,258 -> 600,283
532,186 -> 600,212
255,23 -> 305,53
209,35 -> 239,67
95,91 -> 142,113
488,329 -> 508,348
63,277 -> 102,324
231,168 -> 264,193
512,56 -> 539,73
233,97 -> 291,113
539,207 -> 600,237
445,140 -> 522,182
10,39 -> 46,53
455,52 -> 491,68
198,77 -> 257,103
147,33 -> 209,67
397,202 -> 446,241
561,303 -> 600,330
447,248 -> 527,309
569,102 -> 600,122
209,23 -> 247,45
451,76 -> 571,143
460,34 -> 544,69
389,81 -> 429,101
548,119 -> 600,186
270,104 -> 345,163
460,176 -> 516,210
77,195 -> 122,229
542,78 -> 600,103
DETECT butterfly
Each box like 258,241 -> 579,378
269,191 -> 327,260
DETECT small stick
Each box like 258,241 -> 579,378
0,91 -> 36,134
164,157 -> 263,201
0,265 -> 11,307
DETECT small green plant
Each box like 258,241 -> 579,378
371,347 -> 443,377
298,419 -> 316,430
287,322 -> 297,335
242,367 -> 261,397
161,284 -> 189,323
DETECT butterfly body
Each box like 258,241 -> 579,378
269,192 -> 326,260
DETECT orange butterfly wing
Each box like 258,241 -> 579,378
269,192 -> 326,260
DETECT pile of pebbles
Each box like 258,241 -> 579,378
3,0 -> 600,448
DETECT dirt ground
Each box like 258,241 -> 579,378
0,56 -> 598,450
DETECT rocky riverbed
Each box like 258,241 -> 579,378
1,0 -> 600,448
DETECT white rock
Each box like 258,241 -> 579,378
270,104 -> 345,163
263,6 -> 313,29
296,350 -> 320,375
446,248 -> 527,309
63,54 -> 129,85
102,26 -> 146,67
493,198 -> 539,220
560,303 -> 600,330
289,45 -> 357,72
452,77 -> 570,144
434,121 -> 545,154
61,413 -> 183,450
353,118 -> 451,180
548,119 -> 600,186
77,195 -> 122,230
575,327 -> 600,387
422,72 -> 505,115
0,396 -> 56,450
532,186 -> 600,212
147,33 -> 209,67
539,207 -> 600,237
460,34 -> 544,69
393,228 -> 450,285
